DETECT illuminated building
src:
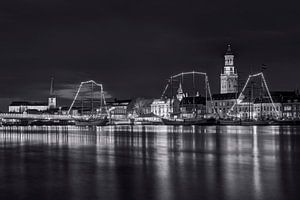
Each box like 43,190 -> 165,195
220,45 -> 238,94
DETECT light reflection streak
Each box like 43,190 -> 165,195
252,126 -> 262,199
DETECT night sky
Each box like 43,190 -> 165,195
0,0 -> 300,110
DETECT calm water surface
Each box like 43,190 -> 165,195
0,125 -> 300,200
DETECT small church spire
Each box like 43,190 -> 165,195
48,77 -> 57,109
50,77 -> 54,96
177,82 -> 183,93
176,82 -> 184,101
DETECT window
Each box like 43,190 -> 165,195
284,106 -> 292,111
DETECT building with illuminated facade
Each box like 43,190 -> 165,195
220,45 -> 238,94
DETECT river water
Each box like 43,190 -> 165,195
0,125 -> 300,200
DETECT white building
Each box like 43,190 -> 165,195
226,99 -> 282,120
9,101 -> 49,113
151,99 -> 174,118
253,102 -> 281,119
48,97 -> 57,109
106,99 -> 131,120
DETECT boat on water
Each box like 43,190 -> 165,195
239,120 -> 270,126
109,119 -> 134,125
74,116 -> 109,126
162,117 -> 217,126
219,119 -> 276,126
218,119 -> 242,125
30,120 -> 75,126
269,119 -> 300,125
66,80 -> 110,126
134,121 -> 163,125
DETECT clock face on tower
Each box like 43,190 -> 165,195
220,75 -> 238,94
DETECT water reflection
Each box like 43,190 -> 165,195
0,125 -> 300,200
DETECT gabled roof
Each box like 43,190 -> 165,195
180,96 -> 206,105
212,93 -> 239,100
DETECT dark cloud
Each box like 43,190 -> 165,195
0,0 -> 299,110
55,83 -> 112,100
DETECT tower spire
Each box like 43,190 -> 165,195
176,82 -> 184,101
225,44 -> 233,55
48,77 -> 57,109
177,82 -> 183,93
50,77 -> 54,96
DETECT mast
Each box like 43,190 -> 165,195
205,75 -> 208,114
100,90 -> 103,115
248,89 -> 251,120
251,81 -> 254,119
192,71 -> 196,117
260,76 -> 263,119
91,82 -> 94,116
81,97 -> 84,115
170,77 -> 173,117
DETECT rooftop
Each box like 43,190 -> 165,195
212,93 -> 239,100
106,99 -> 132,106
180,96 -> 206,105
10,101 -> 48,106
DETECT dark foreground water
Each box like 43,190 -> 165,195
0,125 -> 300,200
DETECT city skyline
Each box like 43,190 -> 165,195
1,1 -> 300,111
1,2 -> 300,200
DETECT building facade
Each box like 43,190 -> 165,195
179,96 -> 207,118
9,101 -> 49,113
282,98 -> 300,119
106,99 -> 131,120
150,99 -> 181,118
151,99 -> 172,118
209,93 -> 238,118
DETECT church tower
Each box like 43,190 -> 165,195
220,45 -> 238,94
48,77 -> 57,109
